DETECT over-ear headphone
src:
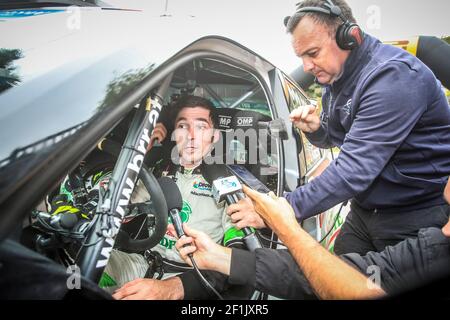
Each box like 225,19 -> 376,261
285,0 -> 363,50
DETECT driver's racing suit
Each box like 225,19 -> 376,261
100,164 -> 246,299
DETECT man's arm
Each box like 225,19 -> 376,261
176,219 -> 384,299
340,224 -> 450,295
226,197 -> 267,230
229,247 -> 317,299
304,125 -> 333,149
243,186 -> 385,299
286,63 -> 430,221
289,100 -> 333,149
280,221 -> 384,299
176,224 -> 232,274
177,263 -> 234,299
169,216 -> 247,300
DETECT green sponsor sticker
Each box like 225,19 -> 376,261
161,200 -> 192,249
99,272 -> 117,288
223,227 -> 245,245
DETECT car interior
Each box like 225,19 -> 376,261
19,57 -> 283,299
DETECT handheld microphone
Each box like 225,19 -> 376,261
203,165 -> 262,251
157,177 -> 186,240
157,176 -> 225,300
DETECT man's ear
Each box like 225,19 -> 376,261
212,129 -> 220,144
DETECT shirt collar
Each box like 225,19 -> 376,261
330,33 -> 377,90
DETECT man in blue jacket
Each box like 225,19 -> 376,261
283,0 -> 450,255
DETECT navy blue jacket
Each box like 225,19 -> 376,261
286,34 -> 450,221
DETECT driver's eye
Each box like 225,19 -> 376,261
177,123 -> 189,130
195,124 -> 208,131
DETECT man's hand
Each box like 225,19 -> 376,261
289,105 -> 320,133
175,224 -> 232,275
441,180 -> 450,237
148,122 -> 168,150
112,277 -> 183,300
442,219 -> 450,238
242,185 -> 299,241
226,197 -> 266,229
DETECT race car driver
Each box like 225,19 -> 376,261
103,95 -> 255,300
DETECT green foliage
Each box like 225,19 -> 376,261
0,48 -> 23,93
98,63 -> 156,110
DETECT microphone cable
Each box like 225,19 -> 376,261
252,201 -> 345,247
188,253 -> 224,300
319,202 -> 345,244
256,230 -> 285,247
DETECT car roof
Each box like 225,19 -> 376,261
0,6 -> 277,83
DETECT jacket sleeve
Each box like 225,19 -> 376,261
340,227 -> 450,295
228,248 -> 316,299
286,62 -> 430,220
304,125 -> 333,149
179,243 -> 247,299
303,88 -> 334,149
230,228 -> 450,298
179,240 -> 247,299
178,268 -> 230,300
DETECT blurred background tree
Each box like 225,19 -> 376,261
0,48 -> 23,93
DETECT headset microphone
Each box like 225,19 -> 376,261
284,0 -> 363,50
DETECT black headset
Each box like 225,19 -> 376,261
285,0 -> 363,50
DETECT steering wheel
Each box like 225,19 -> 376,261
114,165 -> 168,253
76,148 -> 168,254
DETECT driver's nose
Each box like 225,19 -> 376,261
187,126 -> 196,140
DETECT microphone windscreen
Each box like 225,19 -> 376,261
202,164 -> 229,185
157,176 -> 183,211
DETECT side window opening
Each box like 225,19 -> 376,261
165,58 -> 279,193
20,54 -> 278,300
279,71 -> 350,250
279,71 -> 324,182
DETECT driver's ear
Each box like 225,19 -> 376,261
212,128 -> 220,144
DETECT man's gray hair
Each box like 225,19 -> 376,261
285,0 -> 357,36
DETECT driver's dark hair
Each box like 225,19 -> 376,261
172,95 -> 218,129
286,0 -> 357,36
